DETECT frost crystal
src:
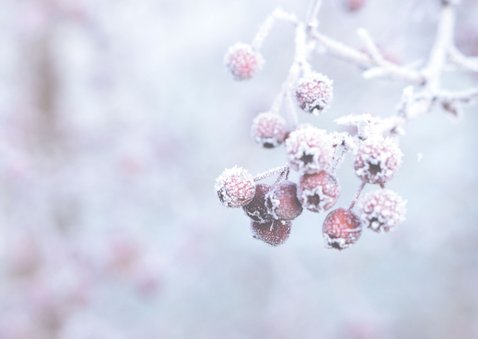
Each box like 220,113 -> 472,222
359,189 -> 406,232
285,125 -> 334,174
251,112 -> 287,148
215,166 -> 256,208
295,72 -> 333,114
224,43 -> 264,81
354,137 -> 403,185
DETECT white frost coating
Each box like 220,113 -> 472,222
301,184 -> 334,212
224,43 -> 264,81
294,72 -> 333,115
285,125 -> 334,173
359,189 -> 407,232
354,137 -> 403,185
215,166 -> 256,208
251,112 -> 287,148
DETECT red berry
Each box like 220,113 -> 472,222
285,125 -> 334,174
215,166 -> 256,208
224,43 -> 263,81
359,189 -> 406,232
354,137 -> 402,185
298,170 -> 340,213
265,181 -> 303,220
295,72 -> 333,115
323,208 -> 362,250
251,112 -> 287,148
251,220 -> 291,246
243,183 -> 274,223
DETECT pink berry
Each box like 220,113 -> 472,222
344,0 -> 366,12
215,166 -> 256,208
295,72 -> 333,114
354,137 -> 402,185
243,183 -> 274,223
298,170 -> 340,213
224,43 -> 263,81
285,125 -> 334,174
251,112 -> 288,148
323,208 -> 362,250
251,220 -> 291,246
359,189 -> 406,232
265,181 -> 303,220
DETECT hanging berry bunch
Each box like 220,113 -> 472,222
215,0 -> 478,249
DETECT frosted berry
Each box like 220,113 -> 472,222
298,170 -> 340,213
224,43 -> 263,81
243,183 -> 273,223
359,189 -> 406,232
215,166 -> 256,208
265,181 -> 303,220
295,72 -> 333,114
323,208 -> 362,250
251,112 -> 287,148
354,137 -> 402,185
251,220 -> 291,246
285,125 -> 334,174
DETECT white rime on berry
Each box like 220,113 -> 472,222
251,112 -> 287,148
224,43 -> 264,81
285,124 -> 334,174
359,189 -> 406,232
215,166 -> 256,208
354,137 -> 403,185
295,72 -> 333,115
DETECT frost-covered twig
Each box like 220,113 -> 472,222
253,165 -> 289,182
448,46 -> 478,73
310,29 -> 425,84
422,1 -> 456,90
252,8 -> 298,50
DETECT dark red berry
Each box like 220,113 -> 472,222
243,184 -> 274,223
322,208 -> 362,250
266,181 -> 303,220
251,220 -> 291,246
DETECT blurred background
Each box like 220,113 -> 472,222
0,0 -> 477,338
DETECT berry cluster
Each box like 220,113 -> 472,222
217,25 -> 407,250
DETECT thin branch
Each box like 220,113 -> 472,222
349,181 -> 366,210
435,87 -> 478,103
448,46 -> 478,73
252,8 -> 298,50
310,29 -> 425,84
422,2 -> 456,89
306,0 -> 322,28
254,165 -> 289,182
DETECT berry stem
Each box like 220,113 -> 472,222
306,0 -> 322,29
348,181 -> 366,210
253,165 -> 289,182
